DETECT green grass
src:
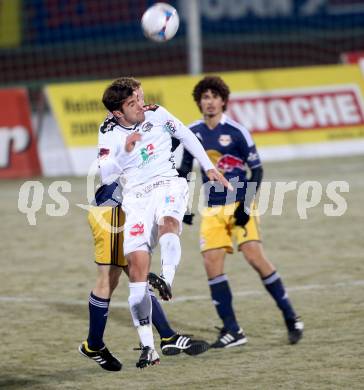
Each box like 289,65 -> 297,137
1,155 -> 363,389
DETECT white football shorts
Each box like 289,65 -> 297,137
122,176 -> 189,255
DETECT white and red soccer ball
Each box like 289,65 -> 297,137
141,2 -> 180,42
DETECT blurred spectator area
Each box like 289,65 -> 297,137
1,0 -> 364,86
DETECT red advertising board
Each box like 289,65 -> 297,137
341,51 -> 364,64
0,88 -> 41,178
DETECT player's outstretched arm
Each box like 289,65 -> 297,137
172,120 -> 232,191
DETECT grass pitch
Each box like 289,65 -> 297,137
1,155 -> 363,389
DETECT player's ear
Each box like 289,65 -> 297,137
112,109 -> 123,119
222,99 -> 228,111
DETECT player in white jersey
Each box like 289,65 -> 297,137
99,77 -> 231,368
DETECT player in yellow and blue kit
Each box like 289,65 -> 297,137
179,76 -> 303,347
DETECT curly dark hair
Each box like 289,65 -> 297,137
102,77 -> 141,112
192,76 -> 230,112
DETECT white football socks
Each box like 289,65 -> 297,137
128,282 -> 154,348
137,323 -> 154,350
159,232 -> 181,287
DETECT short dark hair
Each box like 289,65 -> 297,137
102,77 -> 141,112
192,76 -> 230,111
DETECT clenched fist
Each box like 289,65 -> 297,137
125,132 -> 142,152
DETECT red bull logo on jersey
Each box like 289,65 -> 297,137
216,154 -> 245,173
130,223 -> 144,236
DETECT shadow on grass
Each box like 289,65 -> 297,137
0,377 -> 41,389
0,367 -> 103,389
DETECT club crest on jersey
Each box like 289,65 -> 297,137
142,121 -> 153,132
164,120 -> 176,134
130,223 -> 144,236
219,134 -> 232,147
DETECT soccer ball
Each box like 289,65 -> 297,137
141,3 -> 179,42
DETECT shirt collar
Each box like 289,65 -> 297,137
119,123 -> 138,131
201,113 -> 227,127
220,113 -> 227,124
108,111 -> 139,131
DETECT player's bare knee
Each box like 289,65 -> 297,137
203,255 -> 213,268
240,243 -> 260,265
127,263 -> 148,282
203,251 -> 224,278
240,243 -> 275,275
94,269 -> 118,297
93,283 -> 112,298
126,252 -> 150,282
158,216 -> 179,235
244,256 -> 261,273
204,259 -> 216,277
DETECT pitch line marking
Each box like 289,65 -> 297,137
0,280 -> 363,308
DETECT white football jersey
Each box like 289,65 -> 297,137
97,105 -> 214,193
